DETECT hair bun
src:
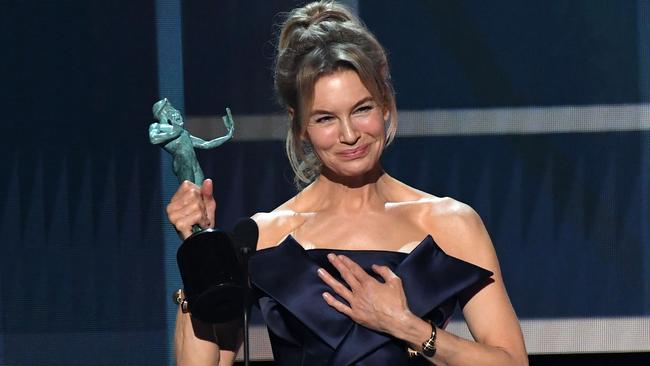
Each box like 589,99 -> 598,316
303,1 -> 354,25
278,1 -> 358,50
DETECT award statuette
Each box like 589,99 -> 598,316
149,98 -> 242,323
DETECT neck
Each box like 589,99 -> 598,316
307,166 -> 390,213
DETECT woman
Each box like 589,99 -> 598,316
168,1 -> 528,365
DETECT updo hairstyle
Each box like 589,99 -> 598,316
274,1 -> 397,188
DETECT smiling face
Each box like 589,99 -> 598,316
303,69 -> 389,181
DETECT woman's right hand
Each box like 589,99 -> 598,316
166,179 -> 216,240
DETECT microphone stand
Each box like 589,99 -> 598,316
240,246 -> 252,366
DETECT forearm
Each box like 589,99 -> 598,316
392,312 -> 528,366
175,308 -> 221,366
174,306 -> 243,366
192,135 -> 231,149
427,327 -> 527,366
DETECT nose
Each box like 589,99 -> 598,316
339,116 -> 361,145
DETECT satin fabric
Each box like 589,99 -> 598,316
249,235 -> 493,366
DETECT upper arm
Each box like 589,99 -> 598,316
428,200 -> 527,359
149,124 -> 179,143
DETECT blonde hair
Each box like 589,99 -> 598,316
274,1 -> 397,188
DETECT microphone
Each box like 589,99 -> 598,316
231,217 -> 259,262
230,217 -> 259,366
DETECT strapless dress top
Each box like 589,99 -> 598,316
249,235 -> 492,366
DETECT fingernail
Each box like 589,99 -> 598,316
317,268 -> 324,276
327,253 -> 336,261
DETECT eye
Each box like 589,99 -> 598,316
315,115 -> 334,123
355,104 -> 374,114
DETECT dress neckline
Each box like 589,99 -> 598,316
279,234 -> 434,255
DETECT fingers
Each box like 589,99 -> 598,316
340,255 -> 373,282
317,268 -> 353,301
327,253 -> 361,290
200,179 -> 216,227
200,178 -> 213,198
330,254 -> 379,290
322,292 -> 352,317
166,180 -> 214,240
325,255 -> 399,289
372,264 -> 401,286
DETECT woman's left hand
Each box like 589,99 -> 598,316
317,254 -> 414,335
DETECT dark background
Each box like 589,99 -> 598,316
2,0 -> 649,365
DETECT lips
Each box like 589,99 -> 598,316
338,144 -> 370,160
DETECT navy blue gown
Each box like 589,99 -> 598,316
249,235 -> 492,366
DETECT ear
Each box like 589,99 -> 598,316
300,129 -> 310,142
383,106 -> 390,122
288,108 -> 310,140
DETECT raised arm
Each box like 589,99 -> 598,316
168,179 -> 243,365
191,108 -> 234,149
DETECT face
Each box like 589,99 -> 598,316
303,69 -> 388,179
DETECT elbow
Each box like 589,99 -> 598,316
503,348 -> 528,366
514,355 -> 529,366
517,353 -> 529,366
487,342 -> 527,366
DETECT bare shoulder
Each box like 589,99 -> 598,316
417,197 -> 499,273
383,177 -> 497,270
251,211 -> 297,251
251,198 -> 311,251
427,196 -> 484,232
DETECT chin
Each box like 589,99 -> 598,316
324,161 -> 381,181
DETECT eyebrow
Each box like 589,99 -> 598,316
310,96 -> 375,117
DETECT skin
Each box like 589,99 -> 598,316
169,70 -> 528,365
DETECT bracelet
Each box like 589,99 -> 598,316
420,323 -> 437,358
172,288 -> 189,313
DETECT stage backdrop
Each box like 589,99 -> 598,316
1,0 -> 649,365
